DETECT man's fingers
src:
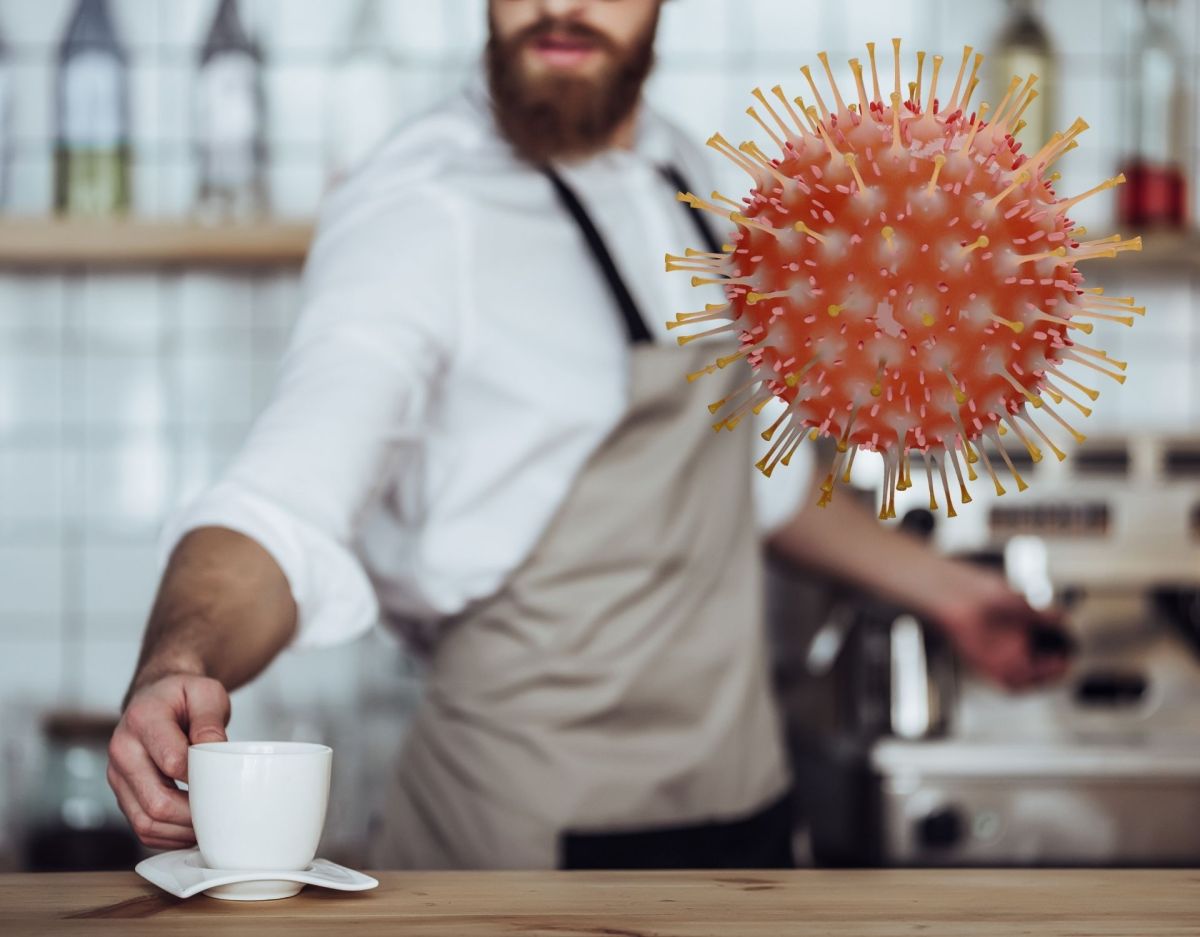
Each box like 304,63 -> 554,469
136,712 -> 192,782
142,837 -> 196,852
183,678 -> 230,748
108,766 -> 196,847
108,737 -> 192,827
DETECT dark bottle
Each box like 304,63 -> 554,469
1118,0 -> 1189,229
195,0 -> 266,221
54,0 -> 131,216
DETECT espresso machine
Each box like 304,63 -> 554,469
783,434 -> 1200,867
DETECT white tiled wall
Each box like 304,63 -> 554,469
0,0 -> 1198,867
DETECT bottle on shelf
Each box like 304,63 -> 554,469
1118,0 -> 1189,230
0,19 -> 11,210
991,0 -> 1055,150
195,0 -> 267,222
54,0 -> 131,217
325,0 -> 398,187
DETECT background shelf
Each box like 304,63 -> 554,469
0,219 -> 1192,275
0,219 -> 314,269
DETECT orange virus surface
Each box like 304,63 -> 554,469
667,42 -> 1144,519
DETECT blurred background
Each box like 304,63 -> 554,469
0,0 -> 1198,873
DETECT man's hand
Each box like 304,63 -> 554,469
924,564 -> 1071,691
769,488 -> 1073,692
107,674 -> 230,850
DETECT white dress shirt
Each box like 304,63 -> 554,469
160,75 -> 811,647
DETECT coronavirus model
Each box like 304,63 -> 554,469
667,42 -> 1143,519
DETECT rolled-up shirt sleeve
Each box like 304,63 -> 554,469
159,178 -> 462,647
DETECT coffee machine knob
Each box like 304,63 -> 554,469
917,806 -> 963,849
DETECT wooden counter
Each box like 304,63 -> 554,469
3,869 -> 1199,936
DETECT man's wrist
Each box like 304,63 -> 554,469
125,650 -> 209,707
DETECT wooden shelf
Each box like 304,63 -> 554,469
1096,230 -> 1200,275
0,218 -> 313,269
0,218 -> 1193,275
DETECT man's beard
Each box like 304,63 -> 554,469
486,13 -> 658,165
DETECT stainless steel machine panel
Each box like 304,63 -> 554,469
874,740 -> 1200,865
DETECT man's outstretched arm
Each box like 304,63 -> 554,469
108,527 -> 296,850
768,486 -> 1069,690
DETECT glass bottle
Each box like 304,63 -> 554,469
325,0 -> 398,187
991,0 -> 1055,150
195,0 -> 266,221
54,0 -> 131,217
1118,0 -> 1188,229
0,21 -> 11,210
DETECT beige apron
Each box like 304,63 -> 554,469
373,335 -> 790,869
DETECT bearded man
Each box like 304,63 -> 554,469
107,0 -> 1067,870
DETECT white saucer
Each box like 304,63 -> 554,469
135,848 -> 379,901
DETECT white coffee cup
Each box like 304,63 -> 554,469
188,741 -> 332,872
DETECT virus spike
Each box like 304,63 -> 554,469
799,65 -> 830,122
1071,343 -> 1128,370
842,445 -> 859,484
847,61 -> 871,115
960,53 -> 985,110
817,51 -> 849,116
844,153 -> 869,193
1061,350 -> 1127,383
676,323 -> 738,346
707,133 -> 765,180
739,141 -> 798,188
1010,86 -> 1039,133
889,93 -> 905,154
746,106 -> 787,153
1019,408 -> 1067,461
1054,174 -> 1128,215
1036,395 -> 1088,443
986,427 -> 1029,491
946,443 -> 973,501
891,38 -> 903,100
771,85 -> 812,139
990,75 -> 1025,127
1044,364 -> 1100,400
866,42 -> 883,104
793,220 -> 828,244
752,87 -> 796,144
960,102 -> 991,155
975,441 -> 1007,496
998,368 -> 1042,408
920,449 -> 939,510
932,450 -> 957,516
927,54 -> 943,112
761,406 -> 791,442
1001,75 -> 1038,131
985,170 -> 1032,212
1073,235 -> 1143,261
1042,377 -> 1093,416
947,45 -> 973,112
812,121 -> 845,160
1002,413 -> 1042,462
1070,308 -> 1136,327
667,43 -> 1145,515
788,95 -> 818,134
926,154 -> 947,194
710,190 -> 742,211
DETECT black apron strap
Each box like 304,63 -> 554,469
541,167 -> 653,345
541,163 -> 724,346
